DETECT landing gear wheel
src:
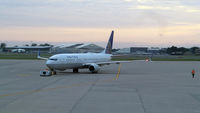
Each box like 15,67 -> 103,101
52,71 -> 57,75
50,69 -> 57,75
73,68 -> 79,73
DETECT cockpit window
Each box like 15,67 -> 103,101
49,58 -> 58,61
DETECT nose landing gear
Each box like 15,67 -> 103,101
51,70 -> 57,75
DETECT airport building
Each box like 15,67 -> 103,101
115,47 -> 161,55
52,43 -> 104,53
195,49 -> 200,55
52,43 -> 83,53
5,46 -> 52,53
130,47 -> 148,54
75,43 -> 104,53
148,47 -> 160,55
115,48 -> 130,54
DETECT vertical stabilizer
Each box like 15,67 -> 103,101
104,30 -> 114,54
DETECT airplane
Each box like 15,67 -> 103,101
11,49 -> 26,53
38,31 -> 131,75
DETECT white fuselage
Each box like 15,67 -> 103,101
46,53 -> 111,70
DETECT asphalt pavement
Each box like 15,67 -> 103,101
0,60 -> 200,113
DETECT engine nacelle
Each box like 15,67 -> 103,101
89,64 -> 100,73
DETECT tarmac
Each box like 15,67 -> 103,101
0,60 -> 200,113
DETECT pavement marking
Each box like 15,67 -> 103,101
113,64 -> 121,80
17,73 -> 31,77
0,78 -> 115,98
0,65 -> 121,98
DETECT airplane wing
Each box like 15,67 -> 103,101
84,60 -> 134,67
97,61 -> 132,65
37,50 -> 48,60
37,56 -> 48,60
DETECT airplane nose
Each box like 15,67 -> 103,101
46,60 -> 53,68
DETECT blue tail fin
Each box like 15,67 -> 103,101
104,30 -> 114,54
38,49 -> 40,57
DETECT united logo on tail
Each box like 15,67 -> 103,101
105,31 -> 114,54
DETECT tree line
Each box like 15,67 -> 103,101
0,43 -> 52,48
0,43 -> 53,52
166,46 -> 200,55
1,42 -> 200,55
27,43 -> 53,47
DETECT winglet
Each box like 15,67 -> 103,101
37,49 -> 48,60
104,30 -> 114,54
37,49 -> 40,58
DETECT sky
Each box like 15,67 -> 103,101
0,0 -> 200,48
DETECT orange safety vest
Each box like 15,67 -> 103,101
192,70 -> 195,74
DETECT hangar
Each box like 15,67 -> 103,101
5,46 -> 52,53
52,43 -> 104,53
75,43 -> 104,53
130,47 -> 148,54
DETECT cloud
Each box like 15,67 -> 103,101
186,9 -> 200,13
124,0 -> 133,2
137,0 -> 155,3
176,6 -> 200,13
0,0 -> 200,28
129,4 -> 200,13
0,0 -> 200,47
129,5 -> 171,10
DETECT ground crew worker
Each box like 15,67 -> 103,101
192,69 -> 195,78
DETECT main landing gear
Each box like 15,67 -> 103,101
73,68 -> 79,73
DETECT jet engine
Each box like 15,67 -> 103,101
89,64 -> 100,73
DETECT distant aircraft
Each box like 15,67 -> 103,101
11,49 -> 26,53
38,31 -> 131,75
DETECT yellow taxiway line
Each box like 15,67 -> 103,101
113,64 -> 121,80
